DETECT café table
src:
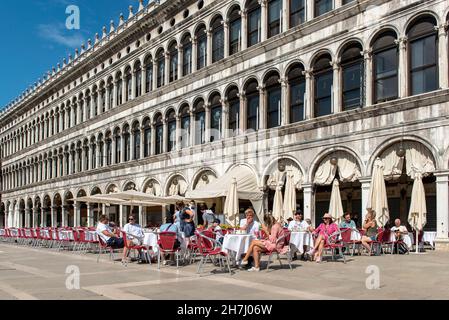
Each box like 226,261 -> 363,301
289,231 -> 313,253
222,233 -> 254,265
389,232 -> 413,249
423,231 -> 437,248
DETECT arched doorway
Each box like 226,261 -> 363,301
142,179 -> 162,227
312,150 -> 362,227
105,184 -> 119,225
374,140 -> 436,230
91,187 -> 102,226
53,194 -> 62,227
192,169 -> 218,225
123,181 -> 139,224
0,202 -> 5,228
43,195 -> 52,227
64,192 -> 74,227
263,158 -> 304,222
76,189 -> 87,227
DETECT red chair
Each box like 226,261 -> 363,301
121,231 -> 151,266
323,229 -> 347,263
97,235 -> 117,263
367,228 -> 385,255
196,231 -> 231,275
264,230 -> 293,271
157,232 -> 182,269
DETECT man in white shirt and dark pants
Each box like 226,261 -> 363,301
123,215 -> 144,263
96,214 -> 124,259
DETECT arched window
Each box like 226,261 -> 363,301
372,30 -> 398,103
341,42 -> 364,110
135,61 -> 142,97
70,145 -> 76,174
169,41 -> 178,83
209,93 -> 222,142
211,16 -> 224,63
228,6 -> 241,56
407,16 -> 438,95
114,129 -> 121,164
314,0 -> 332,17
247,0 -> 261,47
180,105 -> 191,148
144,56 -> 153,93
156,49 -> 165,88
265,71 -> 282,128
167,110 -> 177,152
196,25 -> 207,70
290,0 -> 305,28
268,0 -> 282,38
182,34 -> 192,76
313,54 -> 333,117
100,83 -> 106,113
155,114 -> 163,155
85,92 -> 91,120
116,73 -> 123,105
288,63 -> 305,123
125,67 -> 132,101
245,79 -> 259,131
123,124 -> 130,162
194,99 -> 206,145
143,118 -> 151,157
227,86 -> 240,135
133,122 -> 140,160
79,97 -> 84,122
77,144 -> 82,172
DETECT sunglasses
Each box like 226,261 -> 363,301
129,218 -> 134,221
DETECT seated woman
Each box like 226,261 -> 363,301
361,209 -> 378,255
307,213 -> 339,263
240,214 -> 287,272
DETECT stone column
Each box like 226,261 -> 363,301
162,119 -> 168,153
41,207 -> 46,227
103,142 -> 108,167
282,0 -> 289,32
176,116 -> 182,151
152,60 -> 158,91
74,202 -> 81,227
303,69 -> 313,119
139,206 -> 144,227
205,104 -> 211,143
260,0 -> 267,42
130,132 -> 135,161
223,21 -> 230,59
164,52 -> 170,86
87,204 -> 94,228
360,178 -> 371,222
395,37 -> 408,98
140,128 -> 145,159
97,90 -> 103,115
331,60 -> 341,113
222,98 -> 229,139
141,60 -> 147,94
306,0 -> 314,21
51,206 -> 56,227
363,50 -> 373,107
131,70 -> 137,100
119,205 -> 124,227
238,92 -> 246,133
280,78 -> 289,125
62,206 -> 68,228
241,10 -> 248,50
105,85 -> 111,111
151,124 -> 156,156
25,208 -> 31,228
435,173 -> 449,250
111,136 -> 117,164
258,86 -> 266,130
436,24 -> 449,89
177,45 -> 183,79
207,30 -> 213,66
120,135 -> 125,163
190,111 -> 195,146
33,208 -> 39,228
335,0 -> 343,9
303,184 -> 314,222
192,38 -> 198,73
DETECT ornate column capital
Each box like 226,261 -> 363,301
435,23 -> 448,36
279,78 -> 288,87
330,59 -> 340,70
362,49 -> 373,60
394,36 -> 408,49
302,68 -> 313,78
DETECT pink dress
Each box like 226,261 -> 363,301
261,223 -> 288,254
314,223 -> 339,244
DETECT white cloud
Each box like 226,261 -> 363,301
37,23 -> 85,48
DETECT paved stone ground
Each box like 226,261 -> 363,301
0,242 -> 448,300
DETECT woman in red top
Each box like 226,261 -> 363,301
240,214 -> 286,272
307,213 -> 339,263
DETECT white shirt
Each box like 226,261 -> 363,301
240,218 -> 261,236
124,223 -> 144,240
288,220 -> 310,231
96,222 -> 113,242
214,225 -> 224,241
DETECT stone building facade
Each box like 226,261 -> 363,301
1,0 -> 449,250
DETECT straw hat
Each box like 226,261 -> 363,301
322,213 -> 333,221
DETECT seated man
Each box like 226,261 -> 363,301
96,214 -> 124,255
239,208 -> 261,237
390,219 -> 408,241
123,215 -> 144,263
288,211 -> 310,231
210,218 -> 224,245
339,212 -> 357,229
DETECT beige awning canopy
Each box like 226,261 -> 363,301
185,165 -> 264,220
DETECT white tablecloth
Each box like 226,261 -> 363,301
59,230 -> 75,241
289,232 -> 313,253
85,230 -> 99,242
0,229 -> 5,236
423,231 -> 437,247
389,232 -> 413,249
222,234 -> 254,257
143,232 -> 159,254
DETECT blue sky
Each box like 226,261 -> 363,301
0,0 -> 138,108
